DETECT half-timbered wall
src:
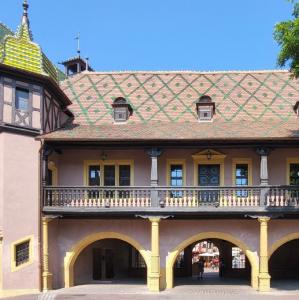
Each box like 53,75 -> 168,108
43,89 -> 69,133
0,76 -> 42,130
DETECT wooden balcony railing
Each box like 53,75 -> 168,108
43,185 -> 299,209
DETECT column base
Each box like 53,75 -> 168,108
148,273 -> 160,292
258,273 -> 271,292
42,272 -> 53,292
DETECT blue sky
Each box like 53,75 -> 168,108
1,0 -> 294,72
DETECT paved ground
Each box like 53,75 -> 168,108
2,278 -> 299,300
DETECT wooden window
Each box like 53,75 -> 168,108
15,88 -> 29,111
104,165 -> 116,186
119,165 -> 131,186
15,241 -> 30,267
88,165 -> 101,186
235,164 -> 248,186
170,165 -> 183,187
289,163 -> 299,185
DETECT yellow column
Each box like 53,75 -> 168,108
148,217 -> 161,292
42,217 -> 53,292
258,217 -> 271,292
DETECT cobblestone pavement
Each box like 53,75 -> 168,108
2,280 -> 299,300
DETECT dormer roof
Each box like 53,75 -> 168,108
0,1 -> 59,83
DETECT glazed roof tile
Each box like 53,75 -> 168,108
41,69 -> 299,141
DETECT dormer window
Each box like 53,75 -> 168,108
294,101 -> 299,116
196,95 -> 215,122
112,97 -> 133,123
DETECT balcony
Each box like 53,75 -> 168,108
43,185 -> 299,215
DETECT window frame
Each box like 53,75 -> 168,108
166,159 -> 186,186
84,160 -> 134,186
11,235 -> 34,272
15,87 -> 30,112
232,158 -> 252,186
286,158 -> 299,185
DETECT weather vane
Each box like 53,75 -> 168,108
75,33 -> 80,57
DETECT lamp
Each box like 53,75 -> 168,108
206,150 -> 212,160
101,151 -> 107,161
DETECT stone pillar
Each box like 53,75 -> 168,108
256,148 -> 271,186
147,148 -> 162,207
256,148 -> 271,206
42,217 -> 53,292
149,217 -> 161,292
258,217 -> 271,292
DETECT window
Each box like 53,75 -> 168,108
232,247 -> 245,269
199,106 -> 212,121
11,236 -> 34,272
15,241 -> 30,267
196,95 -> 215,122
15,88 -> 29,111
104,165 -> 116,186
88,165 -> 100,186
289,163 -> 299,185
170,164 -> 183,198
119,165 -> 131,186
235,164 -> 248,186
112,97 -> 133,123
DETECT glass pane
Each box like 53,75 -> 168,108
104,165 -> 115,186
16,88 -> 29,111
170,164 -> 183,197
119,165 -> 130,186
290,164 -> 299,185
170,165 -> 183,187
88,166 -> 100,186
235,164 -> 248,186
16,241 -> 30,266
198,165 -> 220,186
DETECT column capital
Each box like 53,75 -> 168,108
258,216 -> 270,223
146,147 -> 163,158
42,215 -> 57,224
256,147 -> 272,156
149,217 -> 161,223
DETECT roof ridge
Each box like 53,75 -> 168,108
0,22 -> 14,34
77,69 -> 290,75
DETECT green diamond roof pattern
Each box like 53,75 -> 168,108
61,70 -> 299,126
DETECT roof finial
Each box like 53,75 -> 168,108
75,33 -> 80,57
18,0 -> 33,40
22,0 -> 29,24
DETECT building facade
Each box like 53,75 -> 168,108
1,1 -> 299,296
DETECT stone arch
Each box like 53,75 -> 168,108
269,232 -> 299,258
165,231 -> 259,290
64,231 -> 150,288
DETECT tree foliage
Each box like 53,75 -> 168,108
274,1 -> 299,78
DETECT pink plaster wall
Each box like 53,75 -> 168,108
49,219 -> 150,288
50,148 -> 299,187
268,220 -> 299,251
1,132 -> 41,290
49,218 -> 263,288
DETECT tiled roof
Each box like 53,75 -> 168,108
0,23 -> 13,42
0,2 -> 59,83
42,69 -> 299,141
61,70 -> 299,125
40,120 -> 299,141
